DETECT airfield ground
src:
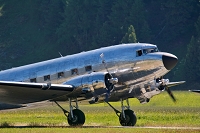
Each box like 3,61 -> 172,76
0,91 -> 200,132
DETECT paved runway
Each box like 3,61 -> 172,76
127,126 -> 200,130
7,125 -> 200,130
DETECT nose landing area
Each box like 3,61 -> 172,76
162,55 -> 178,70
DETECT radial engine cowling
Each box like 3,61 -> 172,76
63,72 -> 118,95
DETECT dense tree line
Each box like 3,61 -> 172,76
0,0 -> 199,89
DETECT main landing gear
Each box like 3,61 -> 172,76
55,98 -> 137,126
106,99 -> 137,126
54,98 -> 85,126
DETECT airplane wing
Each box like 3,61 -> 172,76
189,90 -> 200,93
166,81 -> 185,88
159,80 -> 185,102
0,81 -> 74,91
0,81 -> 75,105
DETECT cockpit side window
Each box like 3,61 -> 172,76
136,50 -> 142,57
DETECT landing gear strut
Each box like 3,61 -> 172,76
54,98 -> 85,126
106,99 -> 137,126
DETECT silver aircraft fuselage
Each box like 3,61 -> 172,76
0,43 -> 178,104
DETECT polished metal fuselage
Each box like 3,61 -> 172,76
0,43 -> 172,104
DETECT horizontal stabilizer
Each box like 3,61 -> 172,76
0,103 -> 25,110
189,90 -> 200,93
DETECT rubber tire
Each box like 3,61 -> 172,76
119,110 -> 137,126
67,109 -> 85,126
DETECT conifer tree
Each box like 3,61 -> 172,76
102,0 -> 133,45
121,25 -> 137,43
185,16 -> 200,83
129,0 -> 151,42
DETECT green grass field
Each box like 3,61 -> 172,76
0,91 -> 200,132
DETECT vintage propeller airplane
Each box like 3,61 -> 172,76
0,43 -> 185,126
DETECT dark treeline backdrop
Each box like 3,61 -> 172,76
0,0 -> 199,89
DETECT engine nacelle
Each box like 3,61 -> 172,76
63,72 -> 117,95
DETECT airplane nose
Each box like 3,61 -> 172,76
162,54 -> 178,70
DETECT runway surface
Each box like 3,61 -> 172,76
4,125 -> 200,130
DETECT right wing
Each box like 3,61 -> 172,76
166,81 -> 185,88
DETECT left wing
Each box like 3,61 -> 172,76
0,81 -> 75,104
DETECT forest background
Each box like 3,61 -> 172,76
0,0 -> 199,90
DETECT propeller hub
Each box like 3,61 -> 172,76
108,78 -> 118,84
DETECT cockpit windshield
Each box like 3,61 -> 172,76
143,47 -> 159,54
136,47 -> 159,57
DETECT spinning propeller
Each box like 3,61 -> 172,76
100,53 -> 118,102
157,78 -> 177,102
165,86 -> 176,102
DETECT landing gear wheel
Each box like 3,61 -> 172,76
67,109 -> 85,126
119,110 -> 137,126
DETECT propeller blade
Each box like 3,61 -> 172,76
165,86 -> 176,102
105,84 -> 114,102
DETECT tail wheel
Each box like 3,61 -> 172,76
119,110 -> 137,126
67,109 -> 85,126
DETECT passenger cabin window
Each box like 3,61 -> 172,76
71,68 -> 78,75
58,72 -> 64,78
44,75 -> 50,81
30,78 -> 36,83
85,65 -> 92,72
136,50 -> 142,57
